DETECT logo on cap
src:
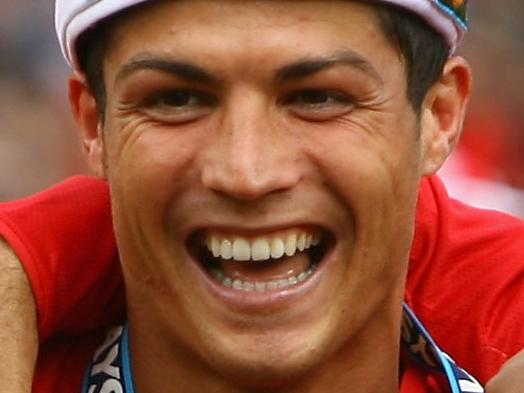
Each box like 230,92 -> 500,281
436,0 -> 467,27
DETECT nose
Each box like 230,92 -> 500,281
200,92 -> 301,201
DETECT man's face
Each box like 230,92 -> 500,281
96,0 -> 433,387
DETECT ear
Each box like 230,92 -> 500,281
68,72 -> 107,178
419,56 -> 472,175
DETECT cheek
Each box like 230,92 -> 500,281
103,121 -> 205,248
306,118 -> 421,204
103,122 -> 209,289
105,120 -> 202,195
304,116 -> 422,268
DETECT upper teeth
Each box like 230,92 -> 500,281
206,231 -> 320,262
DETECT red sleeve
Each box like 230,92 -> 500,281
32,334 -> 103,393
407,175 -> 524,383
0,176 -> 124,342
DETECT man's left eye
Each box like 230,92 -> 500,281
282,89 -> 355,121
285,90 -> 352,106
292,90 -> 333,104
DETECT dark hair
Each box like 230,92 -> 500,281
76,19 -> 113,122
76,3 -> 449,121
375,5 -> 449,109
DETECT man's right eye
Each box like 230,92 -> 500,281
142,90 -> 216,123
146,90 -> 215,109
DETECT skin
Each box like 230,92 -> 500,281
68,1 -> 471,392
485,349 -> 524,393
0,238 -> 37,393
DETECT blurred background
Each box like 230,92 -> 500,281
0,1 -> 523,216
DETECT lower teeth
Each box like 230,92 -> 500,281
210,266 -> 316,292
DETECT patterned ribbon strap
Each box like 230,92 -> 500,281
83,304 -> 484,393
401,304 -> 484,393
82,325 -> 135,393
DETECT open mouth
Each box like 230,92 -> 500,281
188,227 -> 332,293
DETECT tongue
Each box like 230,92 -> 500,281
218,252 -> 310,282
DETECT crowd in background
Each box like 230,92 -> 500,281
1,0 -> 523,216
0,0 -> 86,200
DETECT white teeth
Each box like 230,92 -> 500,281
211,237 -> 221,258
220,239 -> 233,260
233,238 -> 250,261
270,238 -> 285,259
277,278 -> 289,288
305,234 -> 313,249
297,233 -> 306,252
206,230 -> 321,262
211,267 -> 316,292
267,281 -> 278,290
297,272 -> 309,282
223,277 -> 233,288
252,238 -> 270,261
232,279 -> 243,290
285,233 -> 297,257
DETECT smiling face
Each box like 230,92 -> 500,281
72,0 -> 469,391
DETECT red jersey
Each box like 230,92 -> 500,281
1,175 -> 524,389
400,364 -> 449,393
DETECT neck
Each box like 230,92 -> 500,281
127,305 -> 402,393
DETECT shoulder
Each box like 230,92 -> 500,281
410,175 -> 524,283
407,175 -> 524,382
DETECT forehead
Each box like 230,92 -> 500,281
106,0 -> 396,71
114,0 -> 383,31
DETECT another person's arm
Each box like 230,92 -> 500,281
486,349 -> 524,393
0,176 -> 124,343
0,238 -> 37,393
0,176 -> 124,391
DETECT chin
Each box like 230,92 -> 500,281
196,324 -> 338,390
210,352 -> 324,389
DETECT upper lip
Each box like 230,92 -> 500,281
184,220 -> 335,244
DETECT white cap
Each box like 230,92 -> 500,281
55,0 -> 468,70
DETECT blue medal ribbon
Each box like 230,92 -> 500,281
401,304 -> 483,393
83,304 -> 484,392
82,325 -> 135,393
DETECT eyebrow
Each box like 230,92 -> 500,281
115,54 -> 219,85
114,49 -> 383,86
276,50 -> 383,85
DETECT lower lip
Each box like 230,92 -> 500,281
189,247 -> 336,312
